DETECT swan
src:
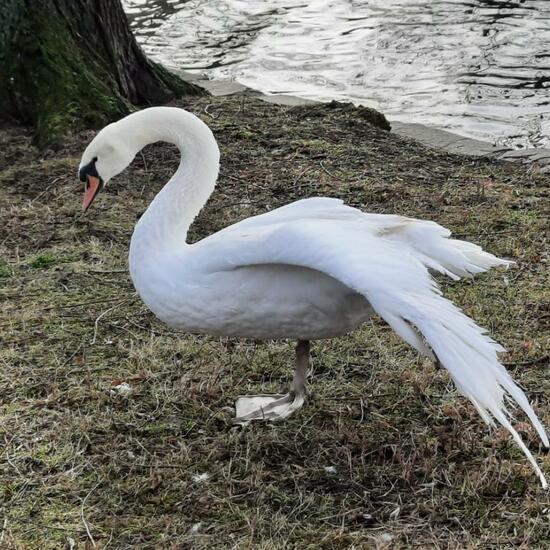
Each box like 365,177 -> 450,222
78,106 -> 548,487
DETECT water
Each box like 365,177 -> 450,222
123,0 -> 550,148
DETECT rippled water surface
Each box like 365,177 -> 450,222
123,0 -> 550,148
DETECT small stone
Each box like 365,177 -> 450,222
110,382 -> 131,396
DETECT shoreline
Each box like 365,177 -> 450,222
178,69 -> 550,173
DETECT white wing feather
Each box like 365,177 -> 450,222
204,198 -> 548,486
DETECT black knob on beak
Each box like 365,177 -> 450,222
79,157 -> 99,182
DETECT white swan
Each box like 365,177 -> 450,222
78,106 -> 548,487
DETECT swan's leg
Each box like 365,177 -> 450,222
233,340 -> 309,424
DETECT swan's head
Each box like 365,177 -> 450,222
78,122 -> 136,211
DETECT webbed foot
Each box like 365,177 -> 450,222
233,391 -> 305,424
232,340 -> 310,425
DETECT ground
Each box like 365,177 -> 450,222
0,95 -> 549,548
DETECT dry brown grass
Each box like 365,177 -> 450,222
0,96 -> 549,548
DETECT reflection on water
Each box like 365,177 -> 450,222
124,0 -> 550,148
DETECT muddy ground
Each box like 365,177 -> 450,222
0,95 -> 549,548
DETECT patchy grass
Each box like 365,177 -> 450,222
0,96 -> 549,548
29,252 -> 57,269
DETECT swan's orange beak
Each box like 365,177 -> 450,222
82,175 -> 102,212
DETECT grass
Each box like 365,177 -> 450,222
0,95 -> 549,548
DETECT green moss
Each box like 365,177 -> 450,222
1,3 -> 129,145
0,0 -> 23,54
35,12 -> 130,144
0,2 -> 203,146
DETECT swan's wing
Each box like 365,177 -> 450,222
219,196 -> 451,229
204,217 -> 547,486
217,197 -> 354,230
215,197 -> 510,280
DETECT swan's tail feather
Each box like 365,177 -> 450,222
417,237 -> 513,281
381,223 -> 514,280
370,291 -> 548,488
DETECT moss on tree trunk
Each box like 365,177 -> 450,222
0,0 -> 203,146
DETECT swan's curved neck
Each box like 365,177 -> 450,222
127,108 -> 220,263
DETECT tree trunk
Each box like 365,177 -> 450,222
0,0 -> 203,145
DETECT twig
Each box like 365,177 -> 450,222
204,104 -> 220,119
293,166 -> 311,187
81,482 -> 101,548
91,300 -> 129,344
31,177 -> 61,203
87,269 -> 127,274
219,171 -> 251,184
218,171 -> 269,190
66,365 -> 112,376
320,160 -> 337,179
60,344 -> 84,369
43,297 -> 122,312
0,517 -> 7,544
